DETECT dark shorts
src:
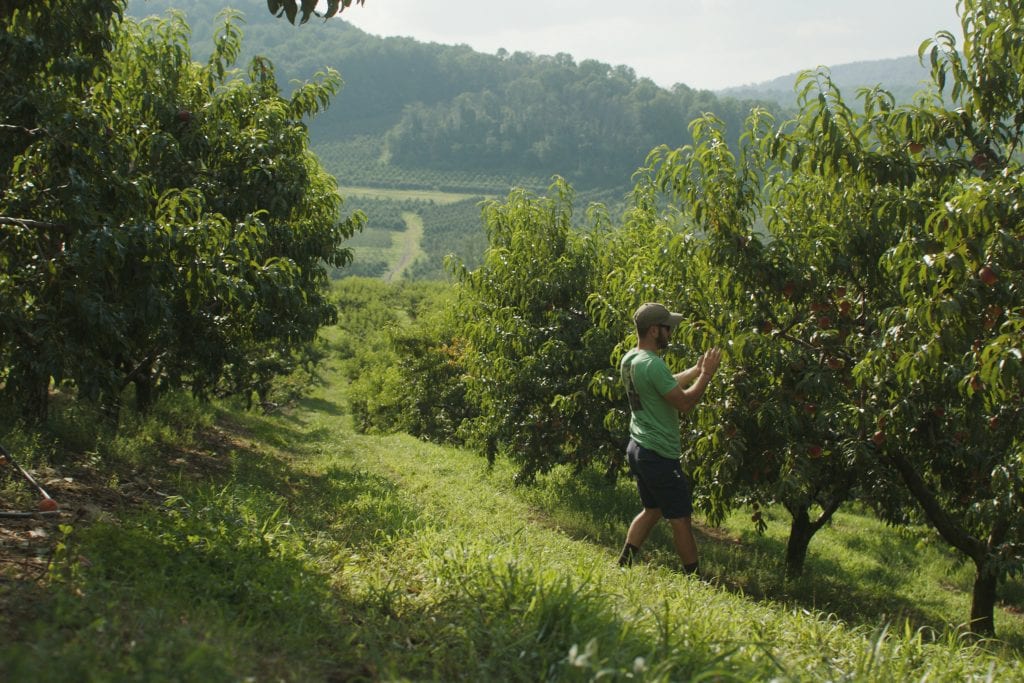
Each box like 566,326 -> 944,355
626,438 -> 693,519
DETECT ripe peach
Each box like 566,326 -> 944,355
978,266 -> 998,287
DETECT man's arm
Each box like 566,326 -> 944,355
663,348 -> 722,414
662,373 -> 713,414
672,363 -> 702,387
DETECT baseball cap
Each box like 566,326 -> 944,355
633,302 -> 685,331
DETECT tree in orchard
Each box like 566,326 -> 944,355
0,9 -> 361,422
858,0 -> 1024,637
645,66 -> 940,577
1,0 -> 127,420
453,178 -> 620,481
590,127 -> 870,579
657,0 -> 1023,635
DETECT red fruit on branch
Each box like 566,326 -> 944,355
908,142 -> 925,154
177,109 -> 192,123
978,266 -> 998,286
808,445 -> 823,458
981,304 -> 1003,330
871,430 -> 885,446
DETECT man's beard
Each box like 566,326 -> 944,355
656,327 -> 670,350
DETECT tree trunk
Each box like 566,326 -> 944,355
969,561 -> 998,637
784,494 -> 846,579
134,375 -> 154,414
785,505 -> 814,578
8,365 -> 49,424
131,358 -> 156,414
603,443 -> 624,483
887,448 -> 1003,637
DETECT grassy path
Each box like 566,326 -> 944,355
384,211 -> 424,282
252,335 -> 1023,680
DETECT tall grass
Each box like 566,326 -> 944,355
1,332 -> 1021,681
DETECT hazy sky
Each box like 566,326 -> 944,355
339,0 -> 964,91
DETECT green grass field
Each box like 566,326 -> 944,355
1,324 -> 1022,681
341,188 -> 491,280
342,185 -> 494,205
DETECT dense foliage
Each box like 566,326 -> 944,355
1,4 -> 361,422
452,180 -> 623,480
337,277 -> 473,442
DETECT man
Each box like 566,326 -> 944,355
617,302 -> 721,574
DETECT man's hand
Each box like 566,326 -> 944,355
700,347 -> 722,376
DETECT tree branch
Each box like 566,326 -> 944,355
0,124 -> 44,136
0,216 -> 67,231
887,448 -> 984,562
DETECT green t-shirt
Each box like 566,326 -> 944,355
620,348 -> 680,459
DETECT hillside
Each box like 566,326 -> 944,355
126,1 -> 774,191
716,55 -> 935,107
2,315 -> 1022,679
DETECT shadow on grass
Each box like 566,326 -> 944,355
295,395 -> 345,417
208,406 -> 336,454
3,447 -> 430,682
525,465 -> 1024,653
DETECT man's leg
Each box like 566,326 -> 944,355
667,516 -> 699,572
626,507 -> 662,547
619,508 -> 662,566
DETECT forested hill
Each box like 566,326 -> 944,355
126,1 -> 779,191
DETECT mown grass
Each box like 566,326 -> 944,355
1,329 -> 1022,681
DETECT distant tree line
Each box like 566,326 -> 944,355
383,57 -> 767,187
